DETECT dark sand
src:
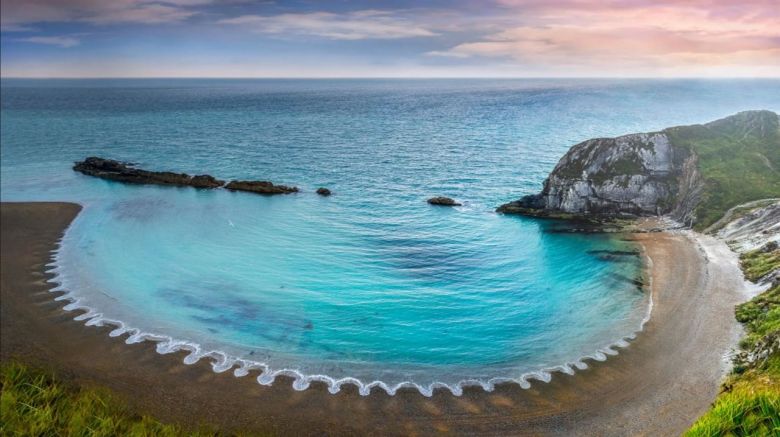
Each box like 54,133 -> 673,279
1,202 -> 746,436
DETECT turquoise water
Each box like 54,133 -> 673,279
2,79 -> 779,395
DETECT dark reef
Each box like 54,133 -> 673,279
224,180 -> 299,195
74,157 -> 298,195
74,157 -> 224,189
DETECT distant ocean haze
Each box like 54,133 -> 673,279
1,78 -> 778,394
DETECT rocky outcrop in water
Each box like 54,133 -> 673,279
75,157 -> 299,195
497,110 -> 780,228
497,131 -> 699,220
427,197 -> 461,206
74,157 -> 224,188
224,180 -> 299,195
316,187 -> 332,196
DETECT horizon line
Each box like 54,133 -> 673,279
2,76 -> 780,80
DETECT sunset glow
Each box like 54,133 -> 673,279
2,0 -> 778,77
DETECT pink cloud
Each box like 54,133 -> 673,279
431,0 -> 780,75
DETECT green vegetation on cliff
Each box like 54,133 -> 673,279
739,246 -> 780,284
0,362 -> 228,436
498,111 -> 779,230
685,375 -> 779,436
686,242 -> 780,436
733,283 -> 779,377
666,110 -> 780,230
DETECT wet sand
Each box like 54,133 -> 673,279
1,202 -> 746,436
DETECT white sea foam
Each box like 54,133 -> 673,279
42,209 -> 656,398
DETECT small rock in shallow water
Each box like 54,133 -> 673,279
427,196 -> 461,206
316,187 -> 332,196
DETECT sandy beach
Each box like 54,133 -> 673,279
1,202 -> 747,436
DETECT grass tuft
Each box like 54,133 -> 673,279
0,362 -> 229,436
685,377 -> 780,437
740,248 -> 780,283
686,243 -> 780,435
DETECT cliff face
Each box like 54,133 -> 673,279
497,131 -> 700,221
715,200 -> 780,253
498,110 -> 779,228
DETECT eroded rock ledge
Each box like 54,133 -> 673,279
225,180 -> 299,195
74,157 -> 224,189
497,110 -> 779,228
73,157 -> 298,195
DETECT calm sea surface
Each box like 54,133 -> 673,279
2,79 -> 778,394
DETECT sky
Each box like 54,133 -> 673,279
1,0 -> 779,78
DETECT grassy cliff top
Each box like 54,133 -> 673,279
665,110 -> 780,230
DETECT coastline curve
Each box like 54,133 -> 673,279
42,203 -> 656,397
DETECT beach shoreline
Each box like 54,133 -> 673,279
1,201 -> 746,436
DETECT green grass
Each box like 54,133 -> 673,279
686,241 -> 780,436
734,279 -> 780,378
0,362 -> 223,436
739,248 -> 780,283
665,111 -> 780,230
685,376 -> 780,437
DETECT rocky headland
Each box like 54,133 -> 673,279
495,110 -> 779,433
497,110 -> 780,230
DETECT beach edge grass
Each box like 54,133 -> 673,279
0,361 -> 256,436
685,245 -> 780,436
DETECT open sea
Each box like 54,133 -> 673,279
2,78 -> 779,395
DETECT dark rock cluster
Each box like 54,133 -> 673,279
73,157 -> 298,195
73,157 -> 224,188
224,180 -> 299,195
427,197 -> 461,206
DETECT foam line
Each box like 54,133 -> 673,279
42,207 -> 656,398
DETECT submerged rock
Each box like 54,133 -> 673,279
73,157 -> 224,188
225,180 -> 299,195
427,196 -> 461,206
587,249 -> 641,257
607,272 -> 646,291
316,187 -> 332,196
